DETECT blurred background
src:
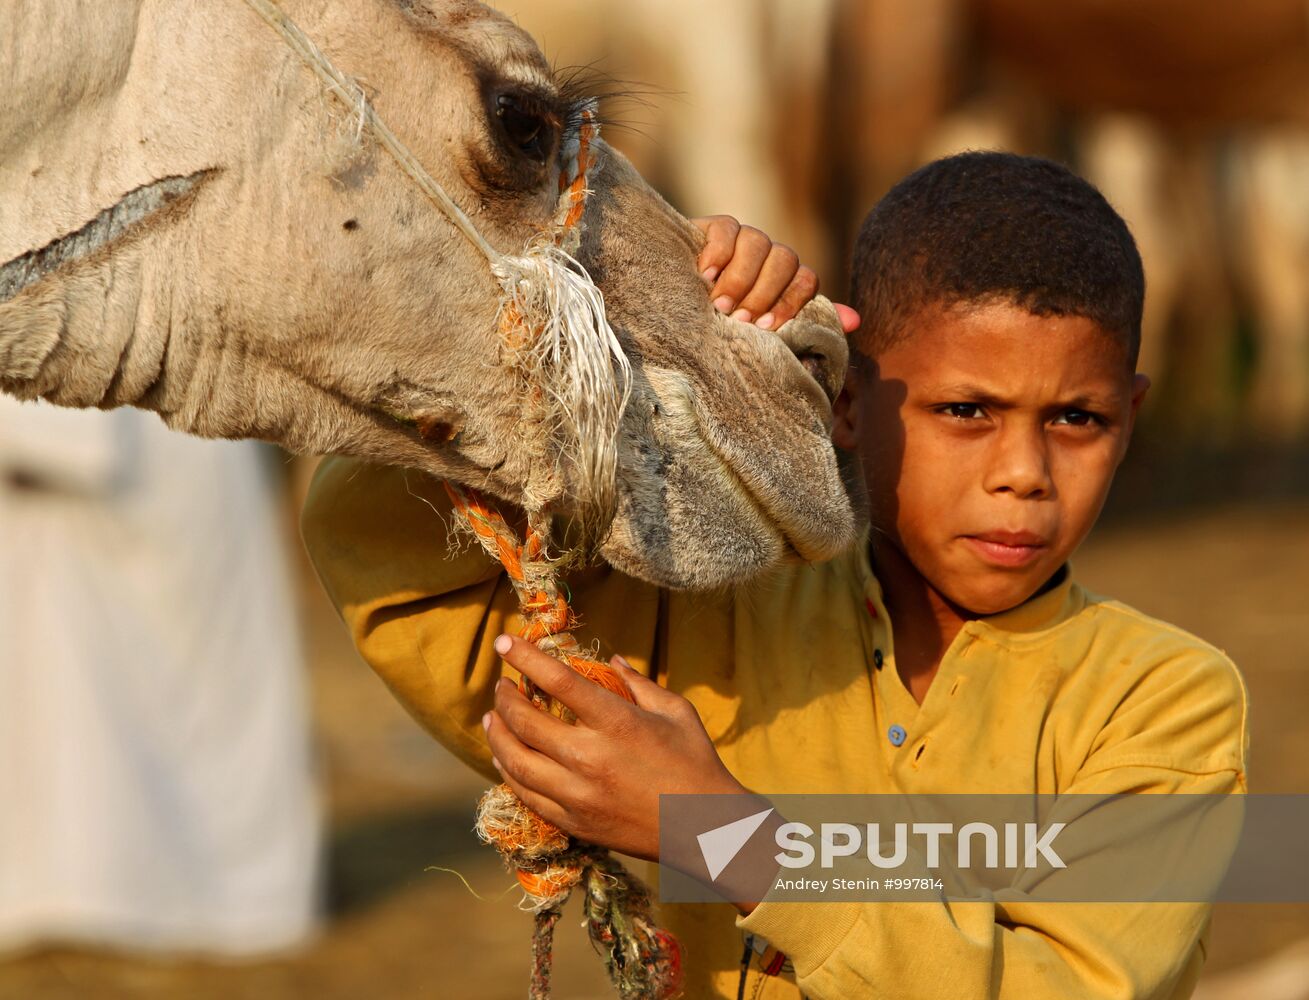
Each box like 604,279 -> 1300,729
2,1 -> 1306,997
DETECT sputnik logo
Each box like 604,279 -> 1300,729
696,807 -> 775,881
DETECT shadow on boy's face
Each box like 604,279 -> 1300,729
831,299 -> 1150,616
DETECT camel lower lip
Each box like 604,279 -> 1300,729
963,536 -> 1045,567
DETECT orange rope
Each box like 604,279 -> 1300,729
442,106 -> 641,898
444,478 -> 634,898
441,480 -> 631,697
558,116 -> 596,230
444,108 -> 683,1000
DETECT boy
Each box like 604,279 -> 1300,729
302,152 -> 1249,998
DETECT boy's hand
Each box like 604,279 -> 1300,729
693,215 -> 860,334
482,633 -> 748,863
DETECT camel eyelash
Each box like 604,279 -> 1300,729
553,63 -> 662,144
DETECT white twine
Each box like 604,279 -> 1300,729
242,0 -> 500,261
496,236 -> 630,527
241,0 -> 631,529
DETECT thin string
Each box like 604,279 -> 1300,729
241,0 -> 500,264
243,0 -> 629,529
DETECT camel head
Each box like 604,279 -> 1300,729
0,0 -> 857,589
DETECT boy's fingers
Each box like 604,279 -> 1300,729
493,676 -> 577,764
754,262 -> 818,331
494,634 -> 623,728
612,656 -> 709,735
610,655 -> 670,713
492,760 -> 572,835
834,303 -> 860,335
692,215 -> 740,285
484,709 -> 574,811
710,225 -> 772,315
497,770 -> 568,834
735,244 -> 802,322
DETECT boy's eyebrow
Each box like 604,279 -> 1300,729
932,382 -> 1119,410
933,383 -> 1013,407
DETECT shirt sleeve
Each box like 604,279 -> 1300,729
300,456 -> 514,783
735,649 -> 1250,1000
299,456 -> 664,785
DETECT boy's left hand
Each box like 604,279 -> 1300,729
482,633 -> 748,863
693,214 -> 860,334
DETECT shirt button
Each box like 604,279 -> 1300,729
888,724 -> 906,747
873,648 -> 884,669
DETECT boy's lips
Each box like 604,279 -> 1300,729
961,530 -> 1048,568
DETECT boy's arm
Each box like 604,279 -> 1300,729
300,456 -> 517,783
734,652 -> 1250,1000
300,456 -> 667,785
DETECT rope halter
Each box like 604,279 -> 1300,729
243,0 -> 632,532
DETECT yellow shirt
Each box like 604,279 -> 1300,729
301,457 -> 1250,1000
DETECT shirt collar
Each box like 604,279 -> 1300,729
854,524 -> 1086,638
970,560 -> 1084,636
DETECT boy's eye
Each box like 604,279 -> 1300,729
1053,409 -> 1103,428
941,403 -> 984,420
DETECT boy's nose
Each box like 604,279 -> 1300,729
984,425 -> 1054,499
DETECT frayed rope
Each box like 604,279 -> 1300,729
493,233 -> 631,536
448,483 -> 684,1000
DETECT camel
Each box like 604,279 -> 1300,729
827,0 -> 1309,222
0,0 -> 857,591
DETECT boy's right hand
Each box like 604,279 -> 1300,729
693,215 -> 860,335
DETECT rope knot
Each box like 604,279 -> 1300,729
444,482 -> 682,1000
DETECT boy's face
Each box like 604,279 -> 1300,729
832,299 -> 1151,615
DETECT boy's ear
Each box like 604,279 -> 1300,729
1118,373 -> 1152,460
831,368 -> 861,451
1128,373 -> 1151,424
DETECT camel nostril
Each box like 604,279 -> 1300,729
772,300 -> 848,407
791,349 -> 839,404
796,352 -> 824,380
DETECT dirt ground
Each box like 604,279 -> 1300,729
1,495 -> 1305,999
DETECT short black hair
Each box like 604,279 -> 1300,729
849,151 -> 1144,371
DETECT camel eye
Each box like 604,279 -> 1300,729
495,93 -> 554,164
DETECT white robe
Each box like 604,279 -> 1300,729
0,396 -> 320,955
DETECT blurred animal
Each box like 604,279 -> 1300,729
833,0 -> 1309,439
503,0 -> 1309,439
